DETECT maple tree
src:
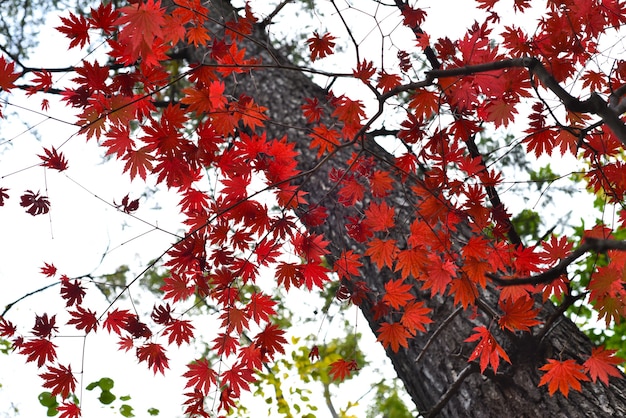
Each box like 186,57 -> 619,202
2,0 -> 626,416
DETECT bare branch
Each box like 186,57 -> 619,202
260,0 -> 295,27
2,282 -> 60,317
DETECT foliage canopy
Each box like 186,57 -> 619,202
2,0 -> 626,416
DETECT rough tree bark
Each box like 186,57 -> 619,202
165,1 -> 626,416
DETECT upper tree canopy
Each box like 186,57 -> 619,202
2,0 -> 626,417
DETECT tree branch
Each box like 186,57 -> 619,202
488,237 -> 626,286
415,306 -> 463,364
427,57 -> 626,145
423,364 -> 477,418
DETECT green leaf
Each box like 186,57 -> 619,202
120,404 -> 135,417
38,392 -> 58,408
46,406 -> 58,417
99,377 -> 115,391
85,381 -> 99,391
120,395 -> 131,401
147,408 -> 160,416
99,390 -> 116,405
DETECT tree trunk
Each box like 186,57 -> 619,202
168,1 -> 626,416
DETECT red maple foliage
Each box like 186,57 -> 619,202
539,359 -> 590,397
4,0 -> 626,415
40,363 -> 76,399
20,190 -> 50,216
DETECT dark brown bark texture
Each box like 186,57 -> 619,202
166,1 -> 626,416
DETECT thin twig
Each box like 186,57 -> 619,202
423,364 -> 477,418
415,306 -> 463,364
2,282 -> 60,317
260,0 -> 295,27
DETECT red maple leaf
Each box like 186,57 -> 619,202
115,0 -> 165,63
102,125 -> 135,159
114,193 -> 139,213
365,238 -> 398,270
583,347 -> 624,386
0,318 -> 16,338
334,250 -> 363,280
221,362 -> 255,396
337,177 -> 365,206
328,358 -> 359,382
182,390 -> 209,418
57,401 -> 81,418
212,332 -> 239,357
184,358 -> 218,395
400,4 -> 426,27
124,315 -> 152,339
60,279 -> 86,307
20,338 -> 57,367
254,323 -> 287,360
0,56 -> 20,91
541,235 -> 573,264
136,342 -> 169,374
364,201 -> 396,232
377,71 -> 402,93
186,25 -> 211,47
464,326 -> 511,373
118,336 -> 134,352
20,190 -> 50,216
292,233 -> 329,263
306,31 -> 336,61
103,308 -> 132,335
300,262 -> 330,290
246,293 -> 277,325
26,70 -> 53,96
498,296 -> 541,332
32,313 -> 58,338
382,278 -> 415,309
483,99 -> 518,128
308,345 -> 320,361
369,170 -> 394,198
0,187 -> 8,206
401,301 -> 433,335
309,124 -> 341,157
377,321 -> 411,352
302,97 -> 324,123
55,12 -> 90,49
423,255 -> 456,296
523,129 -> 555,158
415,32 -> 430,50
396,246 -> 431,280
220,306 -> 249,334
122,146 -> 154,181
151,303 -> 173,325
161,273 -> 195,302
539,358 -> 590,397
353,59 -> 376,82
332,95 -> 365,135
165,234 -> 206,273
181,80 -> 227,113
275,262 -> 303,291
40,363 -> 76,399
67,306 -> 98,334
164,319 -> 195,346
40,262 -> 57,278
89,2 -> 119,34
